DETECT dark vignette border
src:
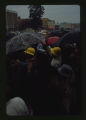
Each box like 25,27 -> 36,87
0,0 -> 85,120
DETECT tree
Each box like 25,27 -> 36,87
28,5 -> 45,31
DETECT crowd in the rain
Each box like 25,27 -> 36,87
6,29 -> 80,116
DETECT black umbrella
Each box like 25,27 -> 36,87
6,32 -> 41,55
56,30 -> 80,48
47,30 -> 71,38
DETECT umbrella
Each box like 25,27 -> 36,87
56,30 -> 80,48
47,30 -> 71,38
6,32 -> 41,55
48,27 -> 54,30
36,32 -> 45,41
6,32 -> 17,41
47,36 -> 60,45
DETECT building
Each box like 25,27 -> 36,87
41,18 -> 49,29
41,18 -> 55,30
71,23 -> 80,30
66,23 -> 72,30
55,24 -> 60,30
59,22 -> 67,29
59,22 -> 80,30
6,10 -> 18,31
17,18 -> 30,30
59,22 -> 72,30
48,20 -> 55,28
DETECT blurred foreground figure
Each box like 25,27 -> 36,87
59,30 -> 81,114
6,97 -> 29,116
47,64 -> 73,115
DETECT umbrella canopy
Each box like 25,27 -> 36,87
6,32 -> 41,55
36,32 -> 45,41
47,30 -> 71,38
6,32 -> 17,41
47,36 -> 60,45
48,27 -> 54,30
56,30 -> 80,48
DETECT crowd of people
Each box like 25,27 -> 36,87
6,30 -> 80,116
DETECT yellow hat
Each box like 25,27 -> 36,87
24,47 -> 35,56
51,47 -> 61,57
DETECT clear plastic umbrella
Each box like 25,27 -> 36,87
6,32 -> 41,55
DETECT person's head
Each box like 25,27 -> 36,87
24,47 -> 36,61
50,47 -> 62,58
24,47 -> 35,56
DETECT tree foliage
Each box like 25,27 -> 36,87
28,5 -> 45,30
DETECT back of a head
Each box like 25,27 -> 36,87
24,47 -> 36,57
50,47 -> 61,57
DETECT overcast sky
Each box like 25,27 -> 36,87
6,5 -> 80,24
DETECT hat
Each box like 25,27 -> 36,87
24,47 -> 35,56
51,47 -> 61,57
58,64 -> 72,78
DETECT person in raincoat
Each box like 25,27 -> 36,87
47,63 -> 73,115
21,47 -> 37,108
50,47 -> 62,68
59,41 -> 80,114
6,47 -> 36,113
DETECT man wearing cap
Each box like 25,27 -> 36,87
50,47 -> 62,68
46,63 -> 73,114
16,47 -> 36,110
